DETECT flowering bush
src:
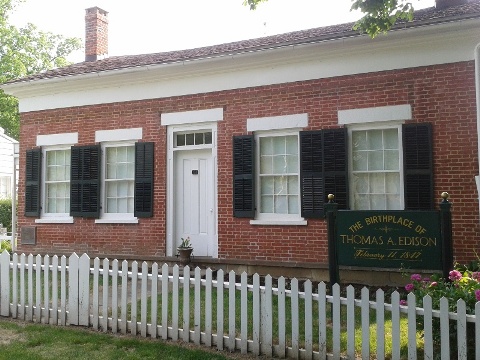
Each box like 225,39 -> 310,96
403,267 -> 480,314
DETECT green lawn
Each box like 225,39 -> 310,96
0,318 -> 243,360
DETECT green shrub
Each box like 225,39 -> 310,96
0,198 -> 13,232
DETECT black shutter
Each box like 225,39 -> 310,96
134,142 -> 154,218
70,145 -> 101,218
25,148 -> 41,217
323,128 -> 348,211
233,135 -> 255,218
300,131 -> 324,218
403,123 -> 433,210
300,128 -> 348,218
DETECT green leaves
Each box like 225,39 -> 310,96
0,0 -> 82,139
351,0 -> 415,37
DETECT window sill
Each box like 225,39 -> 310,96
250,219 -> 307,226
35,217 -> 74,224
95,218 -> 139,224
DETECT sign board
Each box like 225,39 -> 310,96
336,210 -> 442,270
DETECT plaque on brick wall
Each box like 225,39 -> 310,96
21,226 -> 36,245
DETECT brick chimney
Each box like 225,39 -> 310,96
85,7 -> 108,62
436,0 -> 469,9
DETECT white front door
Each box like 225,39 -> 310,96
174,149 -> 215,257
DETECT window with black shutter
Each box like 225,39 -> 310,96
403,123 -> 433,210
134,142 -> 154,217
70,145 -> 101,218
25,148 -> 42,217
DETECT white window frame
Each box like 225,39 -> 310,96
94,128 -> 142,224
348,122 -> 405,210
247,113 -> 308,226
35,132 -> 77,224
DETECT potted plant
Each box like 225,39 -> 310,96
177,237 -> 193,264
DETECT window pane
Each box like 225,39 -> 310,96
384,150 -> 399,170
260,156 -> 273,174
261,177 -> 274,195
195,133 -> 204,145
387,195 -> 402,209
274,176 -> 288,195
352,151 -> 367,171
289,176 -> 299,195
384,128 -> 398,149
177,134 -> 185,146
368,151 -> 384,170
354,194 -> 369,210
370,173 -> 385,193
186,133 -> 194,145
368,130 -> 383,150
385,173 -> 400,194
261,195 -> 274,213
275,195 -> 288,214
352,131 -> 367,151
205,132 -> 212,144
260,138 -> 273,155
370,194 -> 386,210
273,137 -> 285,154
286,135 -> 298,155
288,195 -> 299,214
273,155 -> 287,174
353,173 -> 369,193
286,155 -> 298,173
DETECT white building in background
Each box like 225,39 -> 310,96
0,127 -> 18,199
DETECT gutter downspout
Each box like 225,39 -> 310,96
475,42 -> 480,217
11,143 -> 19,252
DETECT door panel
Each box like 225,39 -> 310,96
174,149 -> 215,257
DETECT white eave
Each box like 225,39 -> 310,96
2,18 -> 480,113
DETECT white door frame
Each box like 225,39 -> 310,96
165,120 -> 219,257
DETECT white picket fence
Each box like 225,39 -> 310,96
0,251 -> 478,359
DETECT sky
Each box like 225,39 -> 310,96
9,0 -> 436,63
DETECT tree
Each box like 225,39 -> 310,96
0,0 -> 82,139
243,0 -> 419,38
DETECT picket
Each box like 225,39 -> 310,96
376,289 -> 385,360
0,251 -> 477,360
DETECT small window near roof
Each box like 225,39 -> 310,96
175,131 -> 212,147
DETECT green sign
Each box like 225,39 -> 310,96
336,211 -> 442,270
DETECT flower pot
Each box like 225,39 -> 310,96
177,247 -> 193,264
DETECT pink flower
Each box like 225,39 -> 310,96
430,281 -> 438,287
472,272 -> 480,282
449,270 -> 462,281
410,274 -> 422,282
405,283 -> 414,292
475,289 -> 480,302
400,300 -> 407,306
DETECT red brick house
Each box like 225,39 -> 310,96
2,1 -> 480,278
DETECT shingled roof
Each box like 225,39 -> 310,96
6,1 -> 480,85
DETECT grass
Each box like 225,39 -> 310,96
0,318 -> 240,360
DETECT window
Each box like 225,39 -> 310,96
44,148 -> 71,215
103,144 -> 135,217
0,177 -> 11,199
350,127 -> 402,210
233,123 -> 348,222
257,133 -> 300,219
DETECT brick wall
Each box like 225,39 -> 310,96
17,61 -> 479,264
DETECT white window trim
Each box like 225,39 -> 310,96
35,132 -> 78,224
95,128 -> 142,143
347,123 -> 405,210
161,108 -> 224,126
247,113 -> 308,132
338,104 -> 412,125
95,141 -> 138,224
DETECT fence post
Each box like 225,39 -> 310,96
0,251 -> 10,317
439,192 -> 453,280
325,194 -> 339,288
78,254 -> 90,326
68,253 -> 79,325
